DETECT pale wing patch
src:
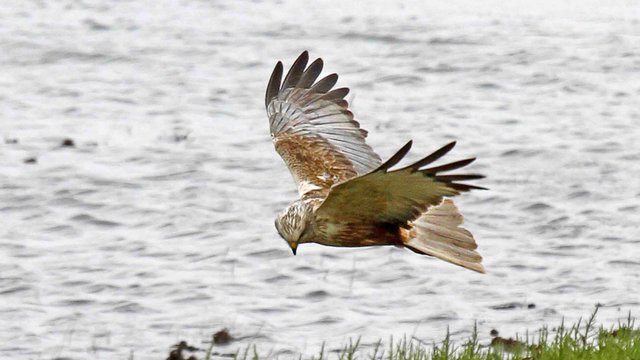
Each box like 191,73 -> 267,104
415,199 -> 476,250
407,199 -> 485,273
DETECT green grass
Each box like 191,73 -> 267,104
198,309 -> 640,360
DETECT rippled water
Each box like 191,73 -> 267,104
1,1 -> 639,359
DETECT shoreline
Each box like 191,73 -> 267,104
162,308 -> 640,360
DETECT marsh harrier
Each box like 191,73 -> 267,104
266,51 -> 486,273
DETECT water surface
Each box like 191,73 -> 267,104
1,1 -> 639,358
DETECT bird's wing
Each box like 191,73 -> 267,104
315,141 -> 485,223
266,51 -> 382,196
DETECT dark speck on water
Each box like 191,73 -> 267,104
213,329 -> 233,345
60,138 -> 75,147
490,302 -> 537,311
166,341 -> 200,360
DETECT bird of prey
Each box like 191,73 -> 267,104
265,51 -> 486,273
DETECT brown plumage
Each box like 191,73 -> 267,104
267,51 -> 486,273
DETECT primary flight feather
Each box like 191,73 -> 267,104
266,51 -> 486,273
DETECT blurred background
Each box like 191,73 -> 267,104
1,0 -> 639,359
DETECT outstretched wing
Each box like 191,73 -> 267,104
266,51 -> 381,196
315,141 -> 485,223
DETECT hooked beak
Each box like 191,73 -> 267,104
288,241 -> 298,255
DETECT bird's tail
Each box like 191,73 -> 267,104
403,199 -> 485,273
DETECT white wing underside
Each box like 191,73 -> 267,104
269,89 -> 380,175
265,52 -> 381,195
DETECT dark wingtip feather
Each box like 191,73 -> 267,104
265,61 -> 283,109
399,141 -> 457,172
298,58 -> 323,88
434,174 -> 485,181
321,87 -> 349,102
282,51 -> 309,90
422,158 -> 476,175
334,99 -> 349,108
311,73 -> 338,93
448,183 -> 489,191
375,140 -> 413,172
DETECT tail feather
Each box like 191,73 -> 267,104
404,199 -> 485,273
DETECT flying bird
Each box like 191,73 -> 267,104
265,51 -> 486,273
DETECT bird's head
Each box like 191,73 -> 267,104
275,201 -> 311,255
